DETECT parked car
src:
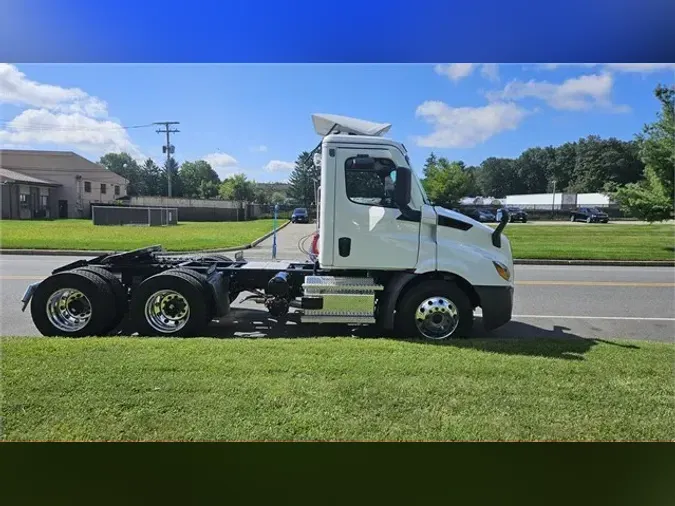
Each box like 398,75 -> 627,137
291,207 -> 310,223
499,206 -> 528,223
462,209 -> 496,223
570,207 -> 609,223
480,210 -> 496,222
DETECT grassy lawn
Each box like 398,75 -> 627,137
500,224 -> 675,260
2,337 -> 673,441
0,219 -> 283,251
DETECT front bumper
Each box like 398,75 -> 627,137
475,285 -> 514,331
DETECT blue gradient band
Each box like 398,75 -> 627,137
1,0 -> 674,62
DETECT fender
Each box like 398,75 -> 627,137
377,272 -> 416,329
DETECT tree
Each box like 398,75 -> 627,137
611,84 -> 675,222
139,158 -> 164,196
516,147 -> 556,193
421,154 -> 473,208
474,157 -> 523,197
637,84 -> 674,197
219,173 -> 256,220
252,184 -> 272,206
287,151 -> 319,208
99,152 -> 144,196
159,157 -> 183,197
179,160 -> 220,199
220,174 -> 255,204
568,136 -> 644,193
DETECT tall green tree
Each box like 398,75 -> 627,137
568,136 -> 644,193
140,158 -> 164,196
516,147 -> 556,193
421,154 -> 473,208
219,174 -> 255,204
179,160 -> 220,198
611,84 -> 675,222
474,157 -> 523,197
287,151 -> 320,208
160,157 -> 183,197
99,152 -> 144,196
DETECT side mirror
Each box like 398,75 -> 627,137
394,166 -> 412,208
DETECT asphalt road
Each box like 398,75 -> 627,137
2,223 -> 673,342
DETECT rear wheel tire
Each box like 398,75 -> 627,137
30,270 -> 116,337
586,217 -> 592,223
167,268 -> 215,321
129,271 -> 211,337
74,267 -> 128,333
396,280 -> 473,340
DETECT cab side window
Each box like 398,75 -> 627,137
344,157 -> 397,208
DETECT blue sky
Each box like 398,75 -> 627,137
1,63 -> 673,182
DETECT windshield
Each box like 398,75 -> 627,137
508,207 -> 521,212
294,208 -> 307,214
588,207 -> 603,213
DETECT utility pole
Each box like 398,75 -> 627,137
154,122 -> 180,197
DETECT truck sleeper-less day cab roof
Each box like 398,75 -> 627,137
21,114 -> 515,341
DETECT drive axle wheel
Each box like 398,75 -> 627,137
396,280 -> 473,340
74,267 -> 129,333
129,271 -> 210,337
30,270 -> 116,337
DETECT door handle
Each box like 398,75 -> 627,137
338,237 -> 351,257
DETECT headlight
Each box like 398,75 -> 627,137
493,261 -> 511,281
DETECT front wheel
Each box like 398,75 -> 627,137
396,280 -> 474,340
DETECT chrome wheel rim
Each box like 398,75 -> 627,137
144,290 -> 190,333
46,288 -> 93,332
414,296 -> 459,339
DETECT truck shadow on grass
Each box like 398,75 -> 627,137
203,308 -> 640,361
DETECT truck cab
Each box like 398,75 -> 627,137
21,113 -> 514,341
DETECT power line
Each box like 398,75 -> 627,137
0,121 -> 156,132
154,121 -> 180,197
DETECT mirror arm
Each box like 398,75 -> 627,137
397,203 -> 421,222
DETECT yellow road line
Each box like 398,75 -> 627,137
0,276 -> 673,288
516,280 -> 675,287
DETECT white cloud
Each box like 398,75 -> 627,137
0,108 -> 144,158
480,64 -> 500,82
536,63 -> 675,74
0,64 -> 145,159
0,63 -> 108,117
434,64 -> 476,81
202,152 -> 238,169
249,145 -> 268,152
414,100 -> 528,148
486,73 -> 629,112
604,63 -> 675,73
434,63 -> 500,82
264,160 -> 294,172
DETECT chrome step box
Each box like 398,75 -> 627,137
300,276 -> 382,324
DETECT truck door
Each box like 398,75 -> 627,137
331,147 -> 421,270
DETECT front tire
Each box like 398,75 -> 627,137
396,280 -> 473,340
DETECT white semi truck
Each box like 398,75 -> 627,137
21,114 -> 514,341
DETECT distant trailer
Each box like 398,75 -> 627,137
92,205 -> 178,226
